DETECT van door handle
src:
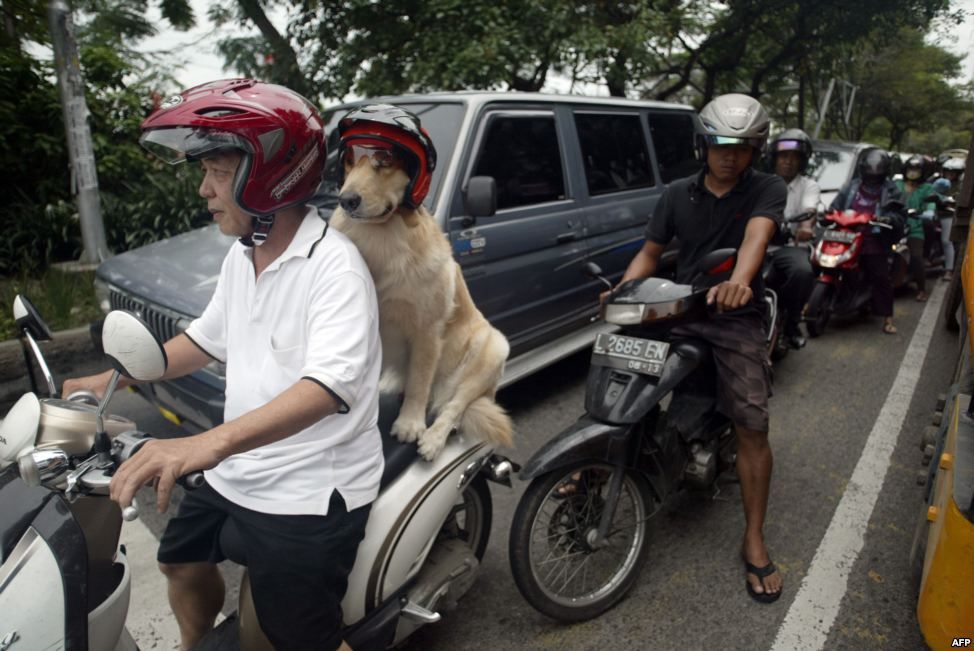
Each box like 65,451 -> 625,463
557,231 -> 579,243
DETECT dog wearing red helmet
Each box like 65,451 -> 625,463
331,104 -> 513,461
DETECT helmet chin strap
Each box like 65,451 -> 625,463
240,215 -> 275,247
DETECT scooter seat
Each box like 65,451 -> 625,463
376,392 -> 423,490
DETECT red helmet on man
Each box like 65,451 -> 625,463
337,104 -> 437,208
139,79 -> 326,243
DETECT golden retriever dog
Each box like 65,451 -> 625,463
330,147 -> 513,461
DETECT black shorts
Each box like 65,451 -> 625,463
671,312 -> 772,432
158,483 -> 371,651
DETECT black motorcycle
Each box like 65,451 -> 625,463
508,249 -> 742,622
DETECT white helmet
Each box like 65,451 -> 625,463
697,93 -> 770,157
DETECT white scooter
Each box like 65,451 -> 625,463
0,298 -> 514,650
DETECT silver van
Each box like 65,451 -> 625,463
95,92 -> 701,430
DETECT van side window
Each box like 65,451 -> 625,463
648,112 -> 701,184
575,113 -> 655,195
472,115 -> 565,210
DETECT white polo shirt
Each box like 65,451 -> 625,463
784,174 -> 821,241
185,207 -> 383,516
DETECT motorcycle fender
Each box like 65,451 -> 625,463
340,435 -> 492,623
585,339 -> 708,424
518,415 -> 632,482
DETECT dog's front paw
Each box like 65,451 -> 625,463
417,428 -> 450,462
391,416 -> 426,444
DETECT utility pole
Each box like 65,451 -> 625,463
813,78 -> 835,140
48,0 -> 110,265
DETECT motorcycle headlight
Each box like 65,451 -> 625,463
603,303 -> 646,325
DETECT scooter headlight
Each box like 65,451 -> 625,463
603,303 -> 647,325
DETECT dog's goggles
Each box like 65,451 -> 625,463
343,143 -> 398,169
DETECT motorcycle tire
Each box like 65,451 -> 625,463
453,475 -> 493,560
508,463 -> 653,622
770,326 -> 789,362
805,283 -> 834,338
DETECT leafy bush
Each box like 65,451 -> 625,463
0,269 -> 102,341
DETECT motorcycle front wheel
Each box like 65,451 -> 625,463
508,463 -> 653,622
805,282 -> 834,338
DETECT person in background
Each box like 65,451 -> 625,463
896,155 -> 938,302
766,128 -> 820,348
830,149 -> 905,333
938,157 -> 965,282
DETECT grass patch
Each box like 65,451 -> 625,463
0,269 -> 102,341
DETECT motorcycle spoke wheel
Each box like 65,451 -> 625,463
509,464 -> 652,622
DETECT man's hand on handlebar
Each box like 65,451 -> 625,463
110,435 -> 221,513
707,280 -> 753,313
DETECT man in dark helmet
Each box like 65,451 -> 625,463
610,93 -> 786,603
767,128 -> 820,348
830,148 -> 906,334
64,79 -> 383,651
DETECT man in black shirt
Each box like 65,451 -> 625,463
614,93 -> 787,602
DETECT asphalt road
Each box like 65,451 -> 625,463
109,282 -> 958,651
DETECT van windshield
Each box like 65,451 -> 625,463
316,102 -> 466,211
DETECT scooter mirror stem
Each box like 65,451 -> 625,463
21,329 -> 57,397
92,370 -> 121,459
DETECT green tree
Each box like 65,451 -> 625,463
0,0 -> 207,275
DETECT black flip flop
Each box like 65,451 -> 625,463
745,560 -> 782,604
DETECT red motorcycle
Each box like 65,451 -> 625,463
804,210 -> 898,337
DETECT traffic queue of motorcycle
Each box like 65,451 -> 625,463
0,153 -> 961,648
0,208 -> 947,650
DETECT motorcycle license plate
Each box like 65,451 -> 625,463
591,333 -> 669,376
822,230 -> 856,244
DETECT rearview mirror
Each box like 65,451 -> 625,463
101,311 -> 168,381
464,176 -> 497,218
13,295 -> 53,342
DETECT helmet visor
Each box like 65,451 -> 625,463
702,134 -> 765,149
773,140 -> 803,152
140,127 -> 253,165
342,142 -> 400,170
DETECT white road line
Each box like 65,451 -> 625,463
771,283 -> 945,650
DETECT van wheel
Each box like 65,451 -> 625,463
806,283 -> 833,338
509,464 -> 653,622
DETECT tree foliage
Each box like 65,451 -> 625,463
0,0 -> 208,275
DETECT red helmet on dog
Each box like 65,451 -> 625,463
140,79 -> 326,221
338,104 -> 437,208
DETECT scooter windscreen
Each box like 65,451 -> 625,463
603,277 -> 707,327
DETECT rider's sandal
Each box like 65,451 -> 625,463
745,560 -> 782,604
883,322 -> 897,335
554,472 -> 585,499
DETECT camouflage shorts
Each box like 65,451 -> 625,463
671,312 -> 771,433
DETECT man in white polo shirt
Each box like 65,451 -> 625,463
63,79 -> 382,651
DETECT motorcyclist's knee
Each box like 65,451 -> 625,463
159,560 -> 218,583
